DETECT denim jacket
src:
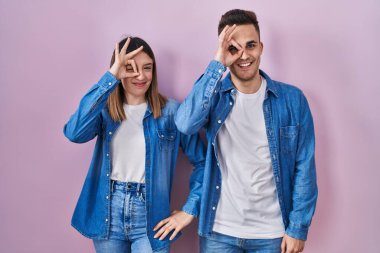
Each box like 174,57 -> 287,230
63,71 -> 205,252
175,60 -> 317,240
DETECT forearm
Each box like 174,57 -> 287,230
180,131 -> 206,216
286,93 -> 318,240
175,60 -> 226,135
64,71 -> 119,143
181,162 -> 205,217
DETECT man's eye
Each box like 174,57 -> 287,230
228,45 -> 238,54
247,43 -> 255,49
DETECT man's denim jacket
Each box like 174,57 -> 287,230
175,61 -> 318,240
63,71 -> 206,252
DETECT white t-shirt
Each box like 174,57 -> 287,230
213,78 -> 285,239
110,102 -> 147,183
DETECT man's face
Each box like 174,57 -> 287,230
228,24 -> 263,84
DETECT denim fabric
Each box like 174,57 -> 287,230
64,71 -> 206,251
200,232 -> 282,253
93,182 -> 169,253
175,61 -> 318,240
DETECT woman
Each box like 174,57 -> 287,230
64,37 -> 205,252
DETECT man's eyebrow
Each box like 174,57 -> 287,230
246,40 -> 258,45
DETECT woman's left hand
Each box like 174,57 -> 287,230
153,210 -> 194,240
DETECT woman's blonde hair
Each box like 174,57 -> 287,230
107,37 -> 167,121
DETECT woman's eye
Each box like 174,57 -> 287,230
126,66 -> 134,72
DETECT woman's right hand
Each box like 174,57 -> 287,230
109,37 -> 144,80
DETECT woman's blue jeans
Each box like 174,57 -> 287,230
93,181 -> 169,253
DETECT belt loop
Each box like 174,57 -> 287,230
137,183 -> 141,193
111,180 -> 115,192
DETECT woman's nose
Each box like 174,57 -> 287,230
136,71 -> 145,80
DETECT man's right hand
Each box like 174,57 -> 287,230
109,37 -> 144,80
214,24 -> 243,67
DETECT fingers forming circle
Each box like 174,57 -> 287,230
121,37 -> 131,54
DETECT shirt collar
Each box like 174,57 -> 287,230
220,69 -> 279,98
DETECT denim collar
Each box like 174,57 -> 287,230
220,69 -> 280,98
144,103 -> 153,119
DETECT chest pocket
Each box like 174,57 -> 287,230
280,125 -> 299,154
157,130 -> 176,151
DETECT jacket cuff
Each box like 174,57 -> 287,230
205,60 -> 227,79
285,222 -> 309,241
98,71 -> 120,93
181,199 -> 199,217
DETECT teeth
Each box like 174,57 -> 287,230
239,62 -> 251,67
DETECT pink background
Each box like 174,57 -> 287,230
1,0 -> 379,252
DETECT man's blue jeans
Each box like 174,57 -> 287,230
200,232 -> 282,253
93,181 -> 169,253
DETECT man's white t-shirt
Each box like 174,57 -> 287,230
213,78 -> 285,239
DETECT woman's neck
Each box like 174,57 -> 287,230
125,94 -> 146,105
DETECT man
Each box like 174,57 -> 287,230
175,9 -> 318,253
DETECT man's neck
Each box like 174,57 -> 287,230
231,74 -> 262,94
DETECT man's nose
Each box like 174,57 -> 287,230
240,49 -> 249,60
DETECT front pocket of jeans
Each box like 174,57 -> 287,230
280,125 -> 299,154
157,130 -> 176,151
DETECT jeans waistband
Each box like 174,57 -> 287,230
111,180 -> 146,193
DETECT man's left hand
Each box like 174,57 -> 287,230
281,234 -> 305,253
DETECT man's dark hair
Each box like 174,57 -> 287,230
218,9 -> 260,39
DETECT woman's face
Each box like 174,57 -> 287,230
121,52 -> 153,104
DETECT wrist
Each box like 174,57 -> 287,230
214,52 -> 226,67
213,58 -> 226,67
109,66 -> 119,79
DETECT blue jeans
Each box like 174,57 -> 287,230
93,181 -> 169,253
200,232 -> 282,253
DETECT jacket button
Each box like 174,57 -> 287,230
218,120 -> 221,124
212,206 -> 216,210
216,186 -> 220,189
109,132 -> 112,135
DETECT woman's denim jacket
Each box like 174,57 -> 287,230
175,61 -> 318,241
63,71 -> 205,252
